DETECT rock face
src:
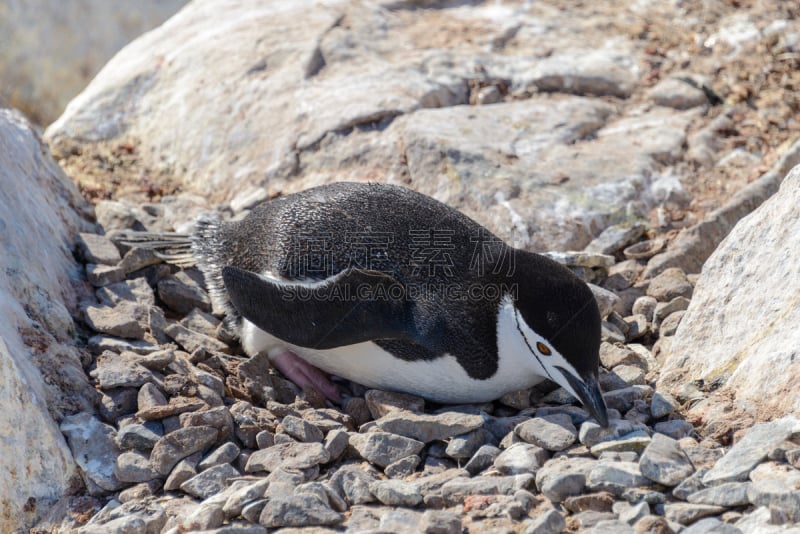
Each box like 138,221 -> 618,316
0,0 -> 187,124
660,164 -> 800,417
46,0 -> 699,250
0,109 -> 95,530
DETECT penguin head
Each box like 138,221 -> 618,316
502,251 -> 608,427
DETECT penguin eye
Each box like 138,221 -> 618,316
536,342 -> 552,356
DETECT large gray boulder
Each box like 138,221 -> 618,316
0,108 -> 95,530
45,0 -> 696,251
660,164 -> 800,418
0,0 -> 187,124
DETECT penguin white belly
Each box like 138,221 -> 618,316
240,319 -> 543,404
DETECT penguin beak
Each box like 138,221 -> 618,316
555,367 -> 609,428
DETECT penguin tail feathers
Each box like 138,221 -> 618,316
118,231 -> 196,267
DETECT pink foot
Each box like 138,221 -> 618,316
270,351 -> 343,403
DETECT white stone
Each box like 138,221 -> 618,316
0,109 -> 94,530
661,165 -> 800,417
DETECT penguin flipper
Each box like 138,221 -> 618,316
222,265 -> 412,349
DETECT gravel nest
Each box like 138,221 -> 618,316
46,228 -> 800,533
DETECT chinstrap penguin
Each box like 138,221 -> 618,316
130,182 -> 609,427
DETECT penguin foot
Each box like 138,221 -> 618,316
270,350 -> 343,404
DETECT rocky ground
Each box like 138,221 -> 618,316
32,219 -> 800,533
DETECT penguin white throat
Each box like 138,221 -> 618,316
496,295 -> 584,397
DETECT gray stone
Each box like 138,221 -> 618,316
88,334 -> 159,355
660,311 -> 686,337
632,296 -> 658,322
181,463 -> 240,499
222,478 -> 270,518
370,479 -> 423,507
564,492 -> 614,513
654,420 -> 695,440
613,364 -> 647,386
114,451 -> 159,483
688,482 -> 751,507
323,428 -> 349,461
157,271 -> 211,314
116,423 -> 162,451
571,510 -> 619,529
60,413 -> 124,493
590,284 -> 622,319
664,502 -> 725,526
79,500 -> 167,534
639,433 -> 695,486
365,389 -> 425,418
78,233 -> 122,265
651,391 -> 680,419
245,441 -> 330,473
535,456 -> 595,502
523,508 -> 565,534
329,464 -> 379,505
118,247 -> 163,275
98,388 -> 138,422
445,428 -> 495,459
150,425 -> 218,475
681,517 -> 743,534
85,263 -> 126,287
198,442 -> 240,470
493,443 -> 549,475
376,411 -> 484,443
616,501 -> 650,525
348,431 -> 424,468
649,77 -> 709,110
241,499 -> 268,524
603,385 -> 653,413
137,381 -> 166,412
586,223 -> 647,256
647,268 -> 693,301
181,308 -> 220,338
464,444 -> 501,476
164,455 -> 199,491
673,468 -> 709,501
93,351 -> 154,388
280,415 -> 324,443
580,418 -> 646,447
599,342 -> 646,369
419,509 -> 462,534
589,432 -> 651,457
654,296 -> 691,323
747,479 -> 800,522
703,416 -> 800,485
181,502 -> 225,531
385,455 -> 421,478
259,494 -> 342,528
516,413 -> 577,451
165,321 -> 230,354
586,461 -> 653,496
588,519 -> 634,533
440,474 -> 533,506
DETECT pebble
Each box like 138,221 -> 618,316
659,311 -> 686,337
348,432 -> 425,468
440,474 -> 533,506
654,296 -> 691,323
632,515 -> 673,534
323,428 -> 348,461
687,482 -> 751,507
329,464 -> 379,505
681,517 -> 742,534
663,503 -> 726,526
419,509 -> 462,534
632,296 -> 658,322
245,441 -> 330,473
365,389 -> 425,418
280,415 -> 324,443
181,502 -> 225,530
589,433 -> 651,457
60,413 -> 125,493
258,494 -> 342,528
464,444 -> 501,476
385,454 -> 421,479
570,510 -> 618,529
86,263 -> 126,286
746,479 -> 800,522
375,411 -> 484,443
703,416 -> 800,485
446,428 -> 495,459
114,451 -> 159,483
493,443 -> 549,475
80,500 -> 167,533
650,391 -> 680,419
535,456 -> 594,502
564,492 -> 614,513
639,433 -> 695,486
165,321 -> 230,354
93,351 -> 154,388
579,418 -> 645,447
222,478 -> 270,518
522,508 -> 566,534
516,414 -> 578,451
653,419 -> 695,439
646,267 -> 693,301
78,232 -> 123,265
603,385 -> 653,413
116,422 -> 163,451
150,425 -> 219,475
198,442 -> 240,470
370,479 -> 423,507
616,501 -> 651,524
586,461 -> 653,496
157,271 -> 211,314
180,463 -> 240,499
